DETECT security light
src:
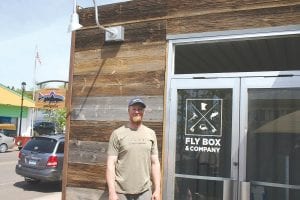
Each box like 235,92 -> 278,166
68,0 -> 125,42
68,0 -> 83,32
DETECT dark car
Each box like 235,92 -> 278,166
15,135 -> 64,183
33,121 -> 56,135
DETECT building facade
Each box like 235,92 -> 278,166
0,84 -> 35,137
64,1 -> 300,199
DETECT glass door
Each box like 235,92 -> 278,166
165,78 -> 240,200
240,76 -> 300,200
165,75 -> 300,200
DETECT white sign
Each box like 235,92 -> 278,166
184,137 -> 221,153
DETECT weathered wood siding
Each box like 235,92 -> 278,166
167,0 -> 300,35
66,1 -> 167,199
65,0 -> 300,199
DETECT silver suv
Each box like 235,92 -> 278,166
15,135 -> 64,183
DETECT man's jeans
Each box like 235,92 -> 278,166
118,190 -> 152,200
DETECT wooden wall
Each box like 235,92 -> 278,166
64,0 -> 300,199
65,1 -> 167,199
166,0 -> 300,35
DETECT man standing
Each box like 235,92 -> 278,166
106,97 -> 161,200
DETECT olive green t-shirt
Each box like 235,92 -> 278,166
107,124 -> 158,194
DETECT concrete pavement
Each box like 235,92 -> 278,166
32,192 -> 61,200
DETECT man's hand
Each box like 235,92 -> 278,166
152,190 -> 160,200
151,155 -> 161,200
109,191 -> 119,200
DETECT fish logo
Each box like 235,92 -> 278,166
38,91 -> 64,103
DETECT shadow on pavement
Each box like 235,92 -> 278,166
14,181 -> 62,193
3,148 -> 18,153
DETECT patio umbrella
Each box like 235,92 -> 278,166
254,110 -> 300,134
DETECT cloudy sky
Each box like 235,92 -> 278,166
0,0 -> 129,90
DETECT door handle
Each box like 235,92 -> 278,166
240,181 -> 251,200
223,180 -> 251,200
223,180 -> 233,200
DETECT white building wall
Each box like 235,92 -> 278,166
18,108 -> 34,137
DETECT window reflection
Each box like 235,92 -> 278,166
247,88 -> 300,200
175,178 -> 223,200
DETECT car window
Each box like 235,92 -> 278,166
23,137 -> 57,153
56,142 -> 64,153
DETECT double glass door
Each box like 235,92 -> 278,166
165,76 -> 300,200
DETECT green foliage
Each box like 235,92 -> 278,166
14,89 -> 33,100
24,91 -> 33,99
44,108 -> 67,133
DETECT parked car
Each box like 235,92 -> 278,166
15,135 -> 64,183
0,129 -> 17,137
33,121 -> 56,135
0,133 -> 15,153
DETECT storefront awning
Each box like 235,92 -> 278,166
0,84 -> 35,108
0,123 -> 16,130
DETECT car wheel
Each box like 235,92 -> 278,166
0,144 -> 8,153
24,177 -> 40,184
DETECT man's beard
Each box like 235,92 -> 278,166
132,115 -> 142,123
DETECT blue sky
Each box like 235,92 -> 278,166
0,0 -> 129,90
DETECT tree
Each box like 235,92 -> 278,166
44,108 -> 67,133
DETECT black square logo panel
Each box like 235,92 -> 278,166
185,99 -> 223,136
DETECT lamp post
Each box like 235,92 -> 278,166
18,82 -> 26,137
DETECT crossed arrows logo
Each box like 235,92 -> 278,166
185,99 -> 222,136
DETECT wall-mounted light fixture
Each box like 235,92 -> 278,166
68,0 -> 83,32
68,0 -> 124,42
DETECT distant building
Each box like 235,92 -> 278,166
0,83 -> 35,137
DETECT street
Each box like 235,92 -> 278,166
0,148 -> 61,200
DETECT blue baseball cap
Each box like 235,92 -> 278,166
128,97 -> 146,108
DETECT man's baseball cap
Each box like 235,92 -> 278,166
128,97 -> 146,108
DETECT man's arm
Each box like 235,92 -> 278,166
106,155 -> 118,200
151,154 -> 161,200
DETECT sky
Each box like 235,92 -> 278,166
0,0 -> 129,90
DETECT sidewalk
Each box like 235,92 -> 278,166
32,192 -> 61,200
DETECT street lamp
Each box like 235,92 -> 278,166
18,82 -> 26,137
